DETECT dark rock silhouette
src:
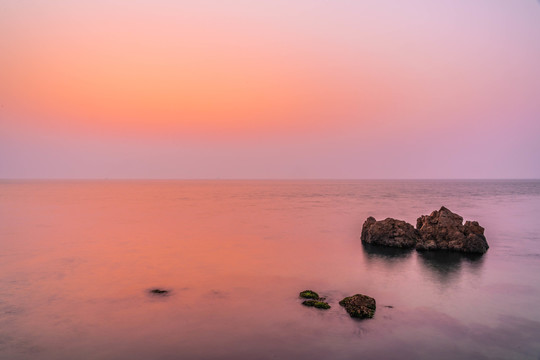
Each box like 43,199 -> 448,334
360,207 -> 489,254
149,289 -> 169,295
416,207 -> 489,254
361,217 -> 418,248
339,294 -> 376,319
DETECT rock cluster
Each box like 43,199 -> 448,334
299,290 -> 331,309
361,207 -> 489,254
298,290 -> 377,318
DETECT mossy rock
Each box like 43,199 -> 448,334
299,290 -> 319,300
339,294 -> 376,319
302,300 -> 331,309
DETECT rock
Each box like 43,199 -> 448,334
361,216 -> 418,248
416,207 -> 489,254
299,290 -> 320,300
360,207 -> 489,254
302,300 -> 331,309
149,289 -> 169,295
339,294 -> 376,319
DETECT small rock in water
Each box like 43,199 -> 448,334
339,294 -> 376,319
302,300 -> 331,309
299,290 -> 320,300
149,289 -> 169,295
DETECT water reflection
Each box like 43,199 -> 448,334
347,307 -> 540,360
417,251 -> 485,284
1,180 -> 539,360
361,243 -> 487,286
362,243 -> 414,264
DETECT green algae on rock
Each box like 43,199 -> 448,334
299,290 -> 320,300
302,300 -> 331,309
339,294 -> 376,319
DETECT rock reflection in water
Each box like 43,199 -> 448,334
362,243 -> 414,263
417,251 -> 485,284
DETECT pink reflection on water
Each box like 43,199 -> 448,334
0,180 -> 539,359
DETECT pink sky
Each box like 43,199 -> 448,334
1,0 -> 539,178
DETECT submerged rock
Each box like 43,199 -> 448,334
149,289 -> 169,295
339,294 -> 376,319
299,290 -> 320,300
416,207 -> 489,254
361,217 -> 418,248
302,300 -> 331,309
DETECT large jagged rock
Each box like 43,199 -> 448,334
361,217 -> 418,248
339,294 -> 376,319
416,206 -> 489,254
360,207 -> 489,254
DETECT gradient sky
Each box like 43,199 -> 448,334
1,0 -> 539,179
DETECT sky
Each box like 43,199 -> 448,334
1,0 -> 539,179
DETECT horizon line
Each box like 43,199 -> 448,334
1,178 -> 539,181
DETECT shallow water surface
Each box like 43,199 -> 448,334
1,180 -> 539,359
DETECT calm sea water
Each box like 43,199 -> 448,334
1,180 -> 539,360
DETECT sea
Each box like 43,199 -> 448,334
1,180 -> 539,360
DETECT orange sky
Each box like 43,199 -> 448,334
2,1 -> 378,134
